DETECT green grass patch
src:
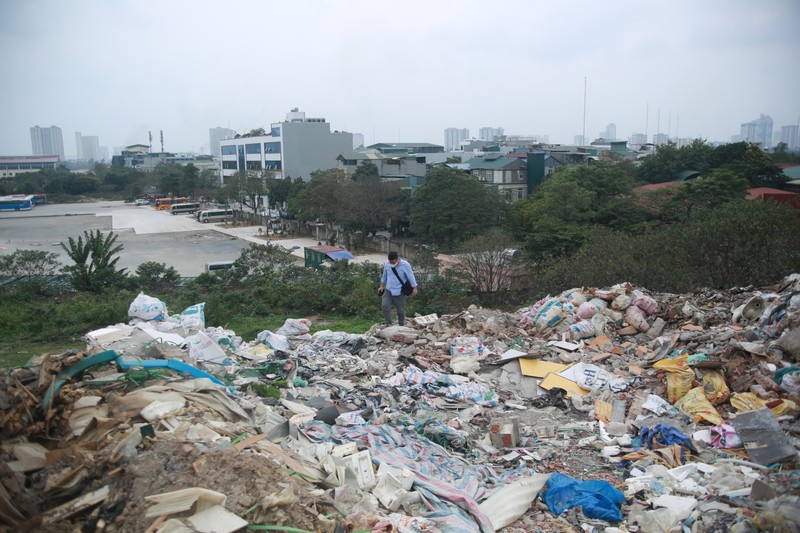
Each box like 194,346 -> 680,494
0,339 -> 81,369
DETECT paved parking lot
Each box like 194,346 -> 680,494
0,202 -> 386,276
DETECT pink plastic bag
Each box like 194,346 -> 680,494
633,291 -> 658,315
625,305 -> 650,332
710,424 -> 742,449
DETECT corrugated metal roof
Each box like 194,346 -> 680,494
466,156 -> 525,170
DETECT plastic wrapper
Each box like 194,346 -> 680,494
128,292 -> 168,321
625,304 -> 650,332
257,330 -> 291,351
633,290 -> 658,315
611,293 -> 632,311
568,320 -> 596,340
674,386 -> 723,425
185,331 -> 228,363
276,318 -> 311,337
653,354 -> 695,403
701,370 -> 730,405
730,393 -> 800,418
532,298 -> 568,332
710,424 -> 742,449
450,336 -> 484,358
179,303 -> 205,331
559,288 -> 587,306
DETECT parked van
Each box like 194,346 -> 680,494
205,261 -> 235,273
170,202 -> 200,215
197,208 -> 233,223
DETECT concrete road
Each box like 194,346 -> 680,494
0,201 -> 387,276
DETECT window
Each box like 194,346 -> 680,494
246,161 -> 262,171
245,143 -> 261,154
264,161 -> 282,170
238,145 -> 245,172
221,145 -> 237,155
270,126 -> 281,137
264,142 -> 281,153
222,161 -> 238,170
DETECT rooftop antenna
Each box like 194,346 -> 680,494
667,110 -> 671,141
582,76 -> 587,145
148,131 -> 152,152
160,130 -> 164,154
656,108 -> 661,147
645,103 -> 649,144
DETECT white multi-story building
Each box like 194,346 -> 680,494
444,127 -> 469,151
209,127 -> 236,157
652,133 -> 669,146
779,125 -> 799,151
219,108 -> 352,185
352,133 -> 365,149
629,133 -> 647,147
739,114 -> 773,149
75,132 -> 102,161
478,127 -> 504,142
30,125 -> 64,160
599,123 -> 616,141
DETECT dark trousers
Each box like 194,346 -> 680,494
382,291 -> 406,326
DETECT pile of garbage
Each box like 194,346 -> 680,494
1,275 -> 799,532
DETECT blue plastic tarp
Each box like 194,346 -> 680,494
542,472 -> 625,523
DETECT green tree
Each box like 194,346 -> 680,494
290,169 -> 350,226
666,169 -> 750,219
341,175 -> 406,236
134,261 -> 181,293
352,162 -> 380,181
264,176 -> 293,209
233,243 -> 296,279
508,162 -> 646,260
446,156 -> 462,164
716,142 -> 785,187
61,230 -> 127,292
219,171 -> 269,219
410,167 -> 503,249
0,250 -> 62,277
180,164 -> 200,198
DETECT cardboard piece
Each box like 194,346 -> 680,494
539,373 -> 590,397
519,359 -> 569,378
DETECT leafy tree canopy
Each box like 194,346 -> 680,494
410,166 -> 503,249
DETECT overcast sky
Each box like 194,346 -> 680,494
1,0 -> 798,157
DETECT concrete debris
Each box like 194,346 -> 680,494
2,276 -> 800,532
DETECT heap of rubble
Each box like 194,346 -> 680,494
1,275 -> 799,532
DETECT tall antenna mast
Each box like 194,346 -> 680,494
645,103 -> 649,144
148,131 -> 152,152
582,76 -> 587,145
160,130 -> 164,154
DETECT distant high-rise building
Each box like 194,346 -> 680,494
444,128 -> 469,151
779,125 -> 799,151
653,133 -> 669,146
574,135 -> 587,146
352,133 -> 365,149
209,127 -> 236,157
30,125 -> 64,160
599,123 -> 616,140
478,127 -> 504,142
75,132 -> 102,161
629,133 -> 647,147
739,114 -> 773,149
75,131 -> 83,159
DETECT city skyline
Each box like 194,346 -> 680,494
1,1 -> 798,156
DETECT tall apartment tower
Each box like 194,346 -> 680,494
600,123 -> 616,140
740,114 -> 773,149
30,125 -> 65,160
444,127 -> 469,151
75,132 -> 102,161
478,127 -> 504,142
209,127 -> 237,157
779,125 -> 799,151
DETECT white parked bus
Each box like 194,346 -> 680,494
197,208 -> 233,223
205,260 -> 235,273
169,202 -> 201,215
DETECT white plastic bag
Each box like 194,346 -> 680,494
180,303 -> 205,331
128,292 -> 168,321
257,330 -> 291,351
185,331 -> 227,363
276,318 -> 311,337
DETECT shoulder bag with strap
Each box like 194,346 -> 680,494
391,266 -> 414,296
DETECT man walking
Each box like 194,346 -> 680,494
379,251 -> 418,326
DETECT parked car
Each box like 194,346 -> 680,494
134,198 -> 150,206
373,230 -> 391,240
